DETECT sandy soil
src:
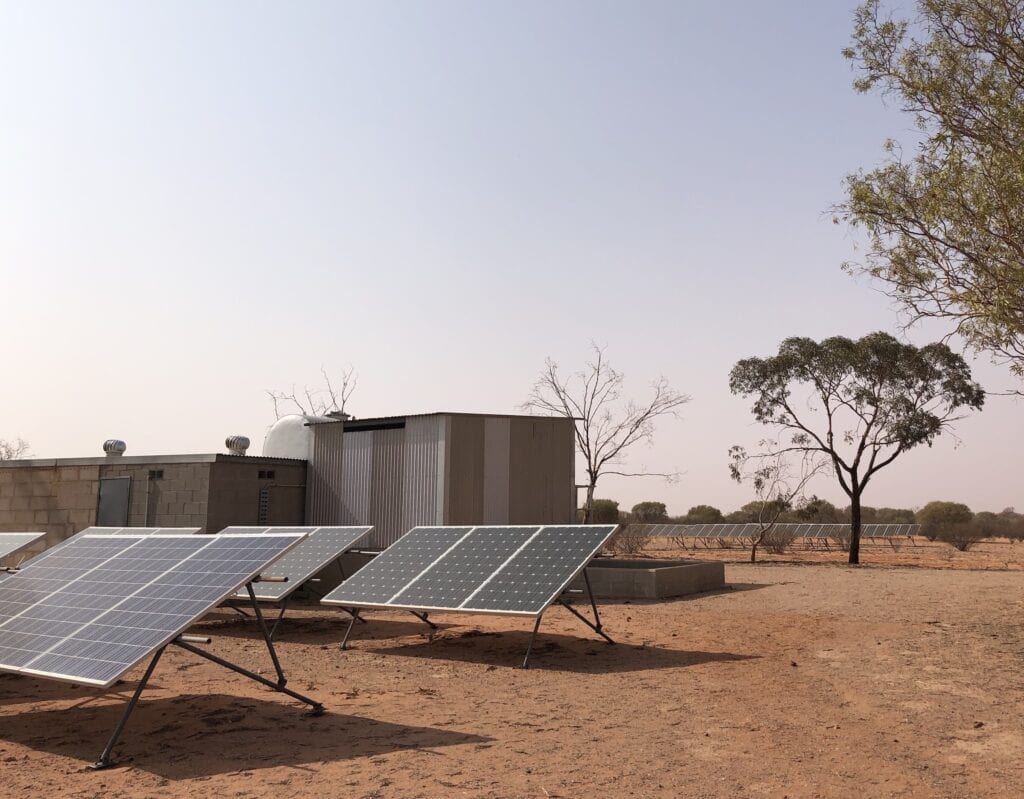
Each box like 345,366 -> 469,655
0,545 -> 1022,799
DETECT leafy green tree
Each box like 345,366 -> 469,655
917,501 -> 974,541
840,0 -> 1024,389
793,495 -> 843,524
589,498 -> 621,524
873,507 -> 917,524
683,504 -> 725,524
630,501 -> 669,523
729,333 -> 985,564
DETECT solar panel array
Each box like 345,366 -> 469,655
33,526 -> 203,559
0,532 -> 304,687
636,523 -> 920,540
322,524 -> 617,617
0,533 -> 46,561
224,526 -> 374,601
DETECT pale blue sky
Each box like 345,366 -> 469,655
1,1 -> 1019,515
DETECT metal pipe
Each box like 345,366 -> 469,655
522,614 -> 543,669
172,639 -> 323,715
177,634 -> 211,644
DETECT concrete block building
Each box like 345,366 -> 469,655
0,411 -> 575,556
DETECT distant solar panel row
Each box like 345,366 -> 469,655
323,525 -> 617,617
639,523 -> 919,538
0,533 -> 303,687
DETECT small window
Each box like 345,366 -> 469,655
148,469 -> 164,479
258,470 -> 276,480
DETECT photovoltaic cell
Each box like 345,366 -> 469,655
322,524 -> 618,617
392,527 -> 540,609
325,527 -> 472,605
459,526 -> 611,614
223,526 -> 374,601
0,533 -> 304,687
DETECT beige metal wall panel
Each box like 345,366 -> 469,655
367,427 -> 405,548
482,417 -> 511,523
400,415 -> 445,541
338,430 -> 373,527
507,417 -> 575,523
307,422 -> 345,524
444,415 -> 485,524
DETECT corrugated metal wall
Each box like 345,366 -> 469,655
308,413 -> 572,548
306,422 -> 345,524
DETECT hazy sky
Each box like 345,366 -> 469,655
1,2 -> 1020,515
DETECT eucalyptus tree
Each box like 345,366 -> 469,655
729,333 -> 984,563
840,0 -> 1024,390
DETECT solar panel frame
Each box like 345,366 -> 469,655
223,526 -> 374,602
322,524 -> 618,618
0,532 -> 306,688
0,532 -> 46,561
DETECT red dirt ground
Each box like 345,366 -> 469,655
0,539 -> 1021,798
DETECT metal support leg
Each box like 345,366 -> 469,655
246,583 -> 288,686
268,596 -> 291,642
340,609 -> 361,650
91,647 -> 165,770
172,639 -> 323,714
522,614 -> 544,670
409,610 -> 438,630
556,569 -> 615,645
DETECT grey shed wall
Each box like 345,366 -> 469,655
307,414 -> 573,547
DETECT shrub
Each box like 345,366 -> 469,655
607,523 -> 649,555
937,523 -> 986,552
762,525 -> 798,554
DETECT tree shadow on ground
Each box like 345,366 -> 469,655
2,691 -> 489,778
363,627 -> 757,674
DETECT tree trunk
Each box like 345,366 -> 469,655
749,541 -> 758,563
583,482 -> 596,523
848,493 -> 862,565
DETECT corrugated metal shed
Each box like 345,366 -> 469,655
307,412 -> 573,547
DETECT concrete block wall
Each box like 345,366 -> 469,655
98,462 -> 212,530
0,464 -> 100,551
206,459 -> 306,534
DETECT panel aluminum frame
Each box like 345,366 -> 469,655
321,524 -> 618,618
0,532 -> 306,688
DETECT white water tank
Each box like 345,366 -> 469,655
261,414 -> 332,460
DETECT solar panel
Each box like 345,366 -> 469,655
325,526 -> 473,606
28,526 -> 203,560
0,532 -> 45,561
223,526 -> 374,602
323,524 -> 617,617
0,532 -> 304,687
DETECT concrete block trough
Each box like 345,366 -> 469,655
571,559 -> 725,600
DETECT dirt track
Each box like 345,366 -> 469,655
0,547 -> 1021,798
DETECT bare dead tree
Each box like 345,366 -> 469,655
0,438 -> 30,461
267,365 -> 358,420
729,443 -> 828,562
522,344 -> 690,522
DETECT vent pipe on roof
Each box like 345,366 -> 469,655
225,435 -> 250,456
326,411 -> 352,421
103,439 -> 127,457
